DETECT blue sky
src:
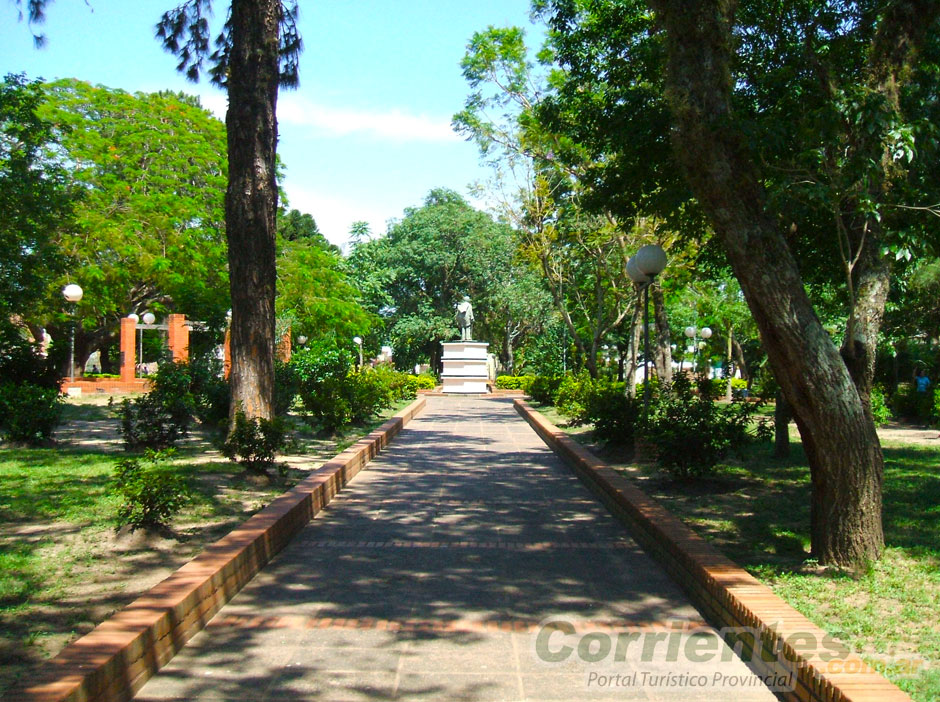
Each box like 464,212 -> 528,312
1,0 -> 542,247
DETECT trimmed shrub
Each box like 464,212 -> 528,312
555,370 -> 595,425
0,382 -> 64,444
409,373 -> 438,390
188,354 -> 230,426
221,411 -> 289,475
527,374 -> 563,405
119,361 -> 194,450
642,374 -> 767,478
584,380 -> 641,445
291,341 -> 419,432
495,375 -> 525,390
112,450 -> 188,530
291,339 -> 354,431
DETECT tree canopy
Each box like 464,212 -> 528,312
32,78 -> 230,372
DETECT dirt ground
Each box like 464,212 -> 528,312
2,397 -> 936,694
874,421 -> 940,447
0,393 -> 364,695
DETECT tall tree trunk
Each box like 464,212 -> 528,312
503,320 -> 516,375
626,305 -> 641,397
732,337 -> 749,383
651,281 -> 672,385
841,247 -> 891,416
226,0 -> 282,421
650,0 -> 884,568
99,338 -> 115,374
725,326 -> 734,402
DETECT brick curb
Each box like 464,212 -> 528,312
514,399 -> 912,702
13,396 -> 427,702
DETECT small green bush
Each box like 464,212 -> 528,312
642,374 -> 767,478
409,372 -> 438,390
870,386 -> 893,426
292,341 -> 419,432
889,382 -> 931,421
0,382 -> 64,444
495,375 -> 527,390
222,411 -> 289,474
291,339 -> 354,431
274,359 -> 300,416
112,450 -> 188,530
555,370 -> 595,425
188,354 -> 230,426
528,374 -> 563,405
585,380 -> 641,445
119,361 -> 194,450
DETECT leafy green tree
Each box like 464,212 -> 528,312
155,0 -> 302,422
349,189 -> 536,372
33,79 -> 229,375
533,0 -> 940,567
276,232 -> 374,345
278,208 -> 337,252
457,26 -> 669,379
0,73 -> 69,319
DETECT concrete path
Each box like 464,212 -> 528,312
135,396 -> 778,701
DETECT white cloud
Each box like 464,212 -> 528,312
282,184 -> 396,250
277,95 -> 460,143
197,92 -> 228,120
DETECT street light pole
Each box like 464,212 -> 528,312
353,336 -> 363,369
62,284 -> 84,380
627,245 -> 667,414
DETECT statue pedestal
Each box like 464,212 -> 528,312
441,341 -> 490,394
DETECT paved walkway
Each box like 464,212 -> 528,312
135,396 -> 778,701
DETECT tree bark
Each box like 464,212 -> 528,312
650,0 -> 884,567
731,337 -> 749,383
840,245 -> 891,415
725,326 -> 733,402
503,319 -> 516,375
226,0 -> 282,421
651,281 -> 672,385
626,299 -> 642,397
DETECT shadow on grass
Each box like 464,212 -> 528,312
59,402 -> 116,423
629,439 -> 940,573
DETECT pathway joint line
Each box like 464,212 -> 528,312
13,397 -> 427,702
513,398 -> 913,702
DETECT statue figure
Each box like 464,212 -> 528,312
456,296 -> 474,341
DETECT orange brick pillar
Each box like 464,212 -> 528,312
278,330 -> 292,363
120,316 -> 136,382
167,314 -> 189,363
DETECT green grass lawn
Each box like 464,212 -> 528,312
0,398 -> 413,695
563,418 -> 940,701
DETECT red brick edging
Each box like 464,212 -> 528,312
514,399 -> 912,702
14,396 -> 427,702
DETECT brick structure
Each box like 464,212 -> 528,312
166,314 -> 189,363
17,397 -> 427,702
119,317 -> 136,383
514,399 -> 913,702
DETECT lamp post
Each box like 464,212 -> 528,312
296,335 -> 307,347
353,336 -> 363,369
62,283 -> 84,380
683,325 -> 712,374
627,245 -> 667,413
141,312 -> 155,371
